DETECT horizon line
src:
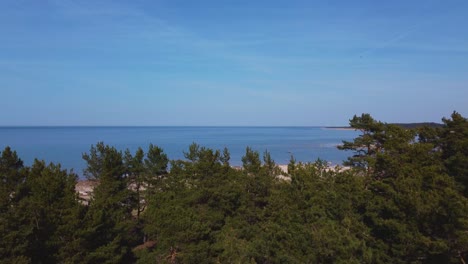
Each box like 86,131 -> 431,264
0,122 -> 443,128
0,125 -> 346,128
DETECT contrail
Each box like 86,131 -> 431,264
356,0 -> 441,59
357,25 -> 421,58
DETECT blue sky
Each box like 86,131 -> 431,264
0,0 -> 467,126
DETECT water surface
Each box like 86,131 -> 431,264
0,127 -> 359,177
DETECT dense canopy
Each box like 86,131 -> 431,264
1,112 -> 467,263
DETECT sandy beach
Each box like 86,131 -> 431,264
75,164 -> 351,201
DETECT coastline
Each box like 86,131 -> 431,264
75,163 -> 351,202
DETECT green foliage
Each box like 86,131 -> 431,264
145,144 -> 169,177
142,144 -> 244,263
0,147 -> 25,215
338,113 -> 386,175
80,142 -> 138,263
339,112 -> 468,263
0,152 -> 83,263
242,146 -> 262,174
2,112 -> 468,263
439,111 -> 468,196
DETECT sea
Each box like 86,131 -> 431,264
0,127 -> 359,178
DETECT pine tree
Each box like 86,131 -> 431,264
0,147 -> 25,212
242,147 -> 261,175
439,111 -> 468,196
337,114 -> 468,263
0,153 -> 83,263
338,113 -> 385,176
81,142 -> 137,263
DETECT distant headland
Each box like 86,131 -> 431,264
325,122 -> 443,130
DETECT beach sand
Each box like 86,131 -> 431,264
75,164 -> 351,201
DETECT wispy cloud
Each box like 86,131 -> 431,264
357,25 -> 422,58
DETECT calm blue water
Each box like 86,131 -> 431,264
0,127 -> 358,178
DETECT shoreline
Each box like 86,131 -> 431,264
75,163 -> 351,201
